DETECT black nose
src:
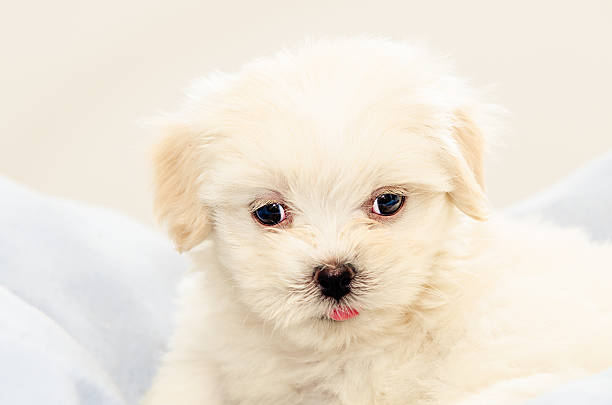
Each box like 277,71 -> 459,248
314,263 -> 355,300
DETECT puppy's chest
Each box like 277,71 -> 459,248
228,346 -> 432,405
291,356 -> 380,404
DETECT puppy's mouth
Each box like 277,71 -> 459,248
328,306 -> 359,321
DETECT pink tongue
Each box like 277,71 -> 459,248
330,307 -> 359,321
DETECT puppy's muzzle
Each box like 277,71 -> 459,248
313,263 -> 355,300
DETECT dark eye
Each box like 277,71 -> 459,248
253,203 -> 287,226
372,193 -> 405,216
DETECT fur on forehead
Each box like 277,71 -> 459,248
184,38 -> 478,135
153,37 -> 494,251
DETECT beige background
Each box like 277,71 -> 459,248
1,0 -> 611,226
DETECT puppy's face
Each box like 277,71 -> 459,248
154,39 -> 491,348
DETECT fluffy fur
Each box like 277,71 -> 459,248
142,38 -> 612,405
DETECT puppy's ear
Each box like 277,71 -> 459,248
446,110 -> 490,221
153,125 -> 211,252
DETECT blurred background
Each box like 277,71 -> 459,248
1,0 -> 611,226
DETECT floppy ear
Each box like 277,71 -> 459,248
446,109 -> 490,221
153,125 -> 211,252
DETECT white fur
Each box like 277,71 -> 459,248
142,38 -> 612,405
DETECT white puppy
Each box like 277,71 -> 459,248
142,38 -> 612,405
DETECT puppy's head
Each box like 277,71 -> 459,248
153,38 -> 493,348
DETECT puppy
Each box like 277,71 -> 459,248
142,38 -> 612,405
